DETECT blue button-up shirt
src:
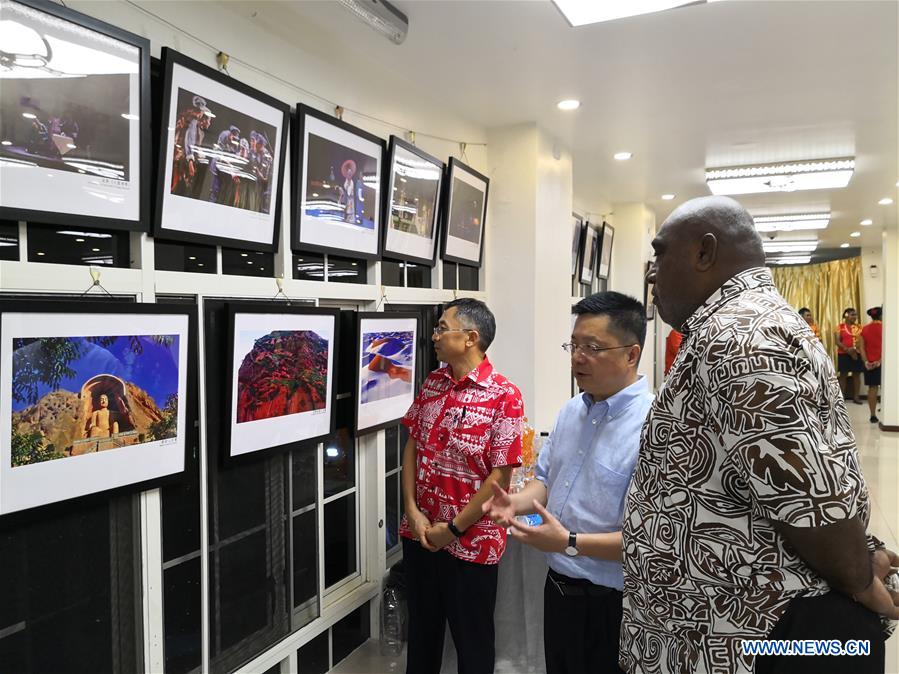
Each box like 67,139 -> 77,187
535,376 -> 653,590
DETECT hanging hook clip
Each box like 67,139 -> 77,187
80,266 -> 113,298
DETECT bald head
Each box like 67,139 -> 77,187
648,196 -> 766,329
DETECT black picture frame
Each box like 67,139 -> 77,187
0,0 -> 151,233
440,157 -> 489,267
381,136 -> 444,267
153,48 -> 290,252
292,104 -> 386,260
597,221 -> 615,281
644,261 -> 655,320
222,303 -> 340,464
0,299 -> 197,521
353,311 -> 419,436
579,221 -> 599,285
571,212 -> 585,277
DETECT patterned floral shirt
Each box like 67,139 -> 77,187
400,357 -> 523,565
621,267 -> 873,674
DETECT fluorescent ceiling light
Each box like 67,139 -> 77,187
706,158 -> 854,195
557,99 -> 580,111
879,198 -> 893,205
661,193 -> 676,200
762,239 -> 819,254
840,243 -> 850,248
552,0 -> 705,27
752,212 -> 830,233
860,219 -> 873,226
768,255 -> 812,265
613,152 -> 633,161
850,231 -> 861,238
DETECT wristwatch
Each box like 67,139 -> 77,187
564,531 -> 579,557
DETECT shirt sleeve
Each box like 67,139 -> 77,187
709,342 -> 865,528
485,385 -> 524,470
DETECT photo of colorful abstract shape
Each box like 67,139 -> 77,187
360,331 -> 413,404
10,334 -> 180,468
304,133 -> 378,230
236,330 -> 329,423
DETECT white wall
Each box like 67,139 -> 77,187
861,247 -> 884,313
881,229 -> 898,427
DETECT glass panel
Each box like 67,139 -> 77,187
217,460 -> 267,541
217,530 -> 269,652
164,557 -> 202,674
327,255 -> 366,284
0,220 -> 20,260
406,262 -> 431,288
458,263 -> 480,291
154,240 -> 216,273
323,427 -> 355,499
442,261 -> 457,290
324,494 -> 357,588
381,260 -> 403,287
385,425 -> 400,472
222,248 -> 274,277
296,631 -> 329,674
385,472 -> 399,552
292,446 -> 317,511
294,252 -> 325,281
292,509 -> 318,609
162,477 -> 201,563
26,223 -> 130,267
332,603 -> 370,666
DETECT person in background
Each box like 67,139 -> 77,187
861,306 -> 883,423
400,298 -> 524,674
664,328 -> 683,376
484,291 -> 652,674
836,307 -> 865,404
798,307 -> 821,341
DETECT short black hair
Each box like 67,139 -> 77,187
798,307 -> 811,316
843,307 -> 857,317
573,291 -> 646,349
868,306 -> 883,320
445,298 -> 496,351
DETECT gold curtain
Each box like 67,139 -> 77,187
770,256 -> 862,361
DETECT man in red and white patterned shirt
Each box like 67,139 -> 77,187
401,298 -> 524,674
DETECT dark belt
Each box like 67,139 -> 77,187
547,568 -> 619,598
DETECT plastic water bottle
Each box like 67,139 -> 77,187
380,585 -> 403,656
514,513 -> 543,527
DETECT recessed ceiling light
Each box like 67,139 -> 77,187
36,251 -> 45,256
850,231 -> 861,238
878,197 -> 893,205
860,219 -> 873,226
552,0 -> 701,27
198,263 -> 204,267
557,99 -> 581,111
188,256 -> 196,260
1,140 -> 11,146
706,158 -> 854,195
241,253 -> 248,257
661,194 -> 676,200
92,248 -> 100,252
75,238 -> 84,242
752,212 -> 830,232
613,152 -> 633,161
840,243 -> 850,248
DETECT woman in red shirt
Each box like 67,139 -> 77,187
835,307 -> 864,404
861,306 -> 883,423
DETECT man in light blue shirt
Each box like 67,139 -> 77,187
484,291 -> 653,674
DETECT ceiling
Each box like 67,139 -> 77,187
244,0 -> 898,252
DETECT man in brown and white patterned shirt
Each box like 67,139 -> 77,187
620,196 -> 899,674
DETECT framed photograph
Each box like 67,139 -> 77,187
224,304 -> 339,461
0,301 -> 194,518
571,212 -> 585,277
0,0 -> 150,232
292,104 -> 385,259
154,48 -> 289,251
579,222 -> 599,285
597,221 -> 615,280
355,312 -> 418,435
382,136 -> 444,266
441,158 -> 489,267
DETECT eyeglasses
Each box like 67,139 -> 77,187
433,326 -> 476,336
561,342 -> 636,356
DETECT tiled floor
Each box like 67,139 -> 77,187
333,401 -> 899,674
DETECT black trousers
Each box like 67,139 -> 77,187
403,537 -> 499,674
543,570 -> 625,674
754,591 -> 885,674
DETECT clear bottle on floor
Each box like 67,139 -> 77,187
380,584 -> 404,656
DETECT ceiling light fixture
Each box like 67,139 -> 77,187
661,193 -> 676,200
879,198 -> 893,205
752,212 -> 830,233
613,152 -> 633,161
768,255 -> 811,265
557,99 -> 581,111
860,219 -> 873,226
850,231 -> 861,238
762,240 -> 819,254
840,243 -> 850,248
551,0 -> 704,27
706,158 -> 854,195
336,0 -> 408,44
